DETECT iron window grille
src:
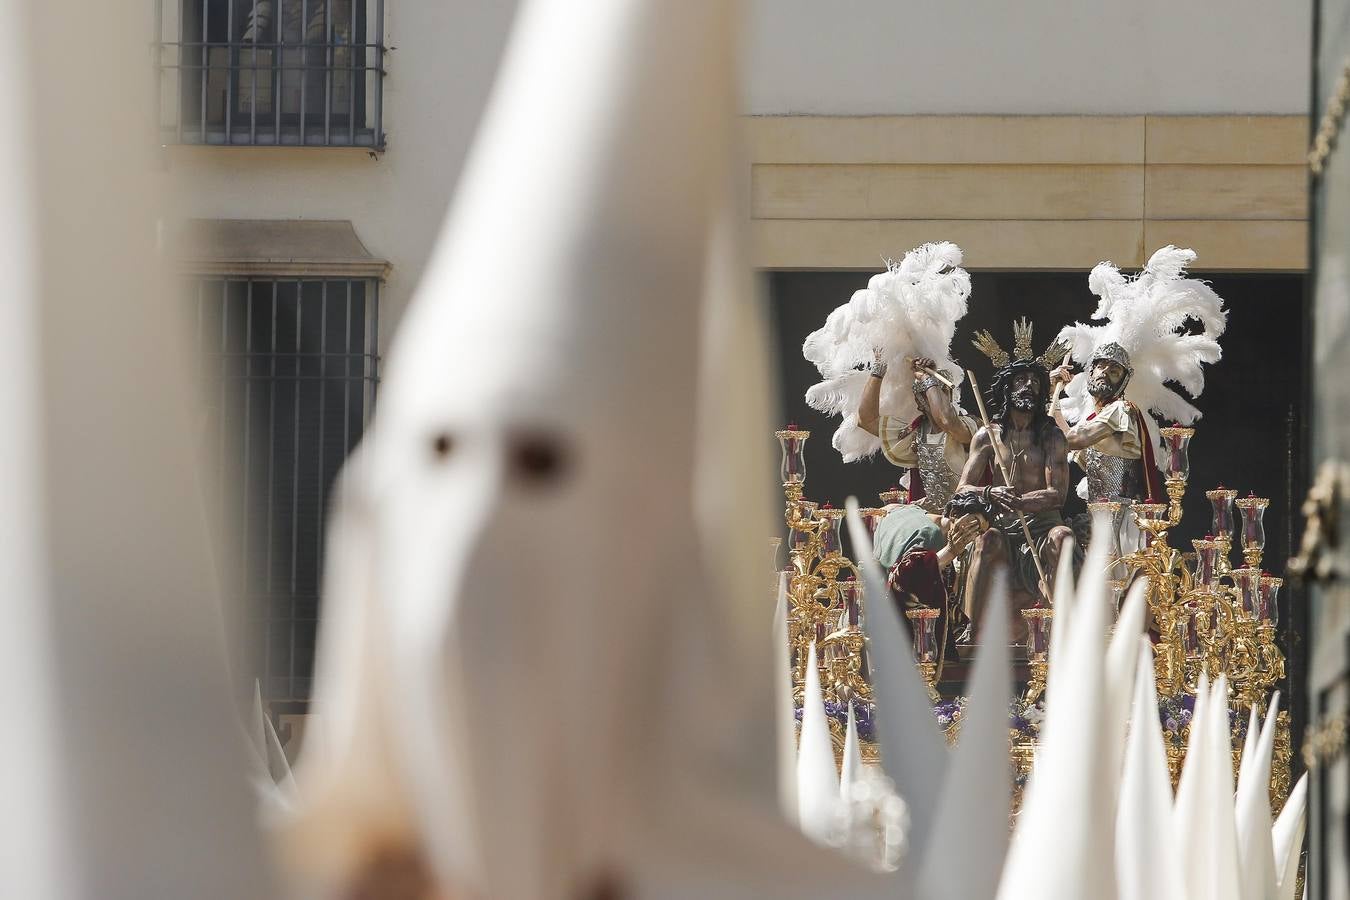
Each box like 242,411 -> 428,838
193,275 -> 379,703
158,0 -> 386,148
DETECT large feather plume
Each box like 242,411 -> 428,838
1056,246 -> 1227,462
802,242 -> 971,462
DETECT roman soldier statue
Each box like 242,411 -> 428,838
857,353 -> 977,514
1049,341 -> 1160,505
802,242 -> 977,513
1053,246 -> 1228,515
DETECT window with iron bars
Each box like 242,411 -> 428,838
194,276 -> 379,704
158,0 -> 386,148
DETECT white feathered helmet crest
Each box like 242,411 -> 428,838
1056,245 -> 1228,460
802,242 -> 971,462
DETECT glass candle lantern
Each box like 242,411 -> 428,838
1235,495 -> 1270,559
837,578 -> 863,628
1132,502 -> 1169,542
860,507 -> 887,542
1159,426 -> 1195,482
776,427 -> 809,485
1022,608 -> 1053,657
1206,487 -> 1237,542
1134,503 -> 1168,523
816,507 -> 845,557
1232,567 -> 1262,620
1258,574 -> 1282,625
1192,538 -> 1220,590
906,608 -> 941,665
787,501 -> 817,553
1088,500 -> 1124,565
1180,605 -> 1203,658
1107,580 -> 1128,619
879,486 -> 907,506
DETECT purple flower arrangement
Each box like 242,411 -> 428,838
934,698 -> 966,730
1158,692 -> 1246,742
795,691 -> 1250,754
794,700 -> 876,742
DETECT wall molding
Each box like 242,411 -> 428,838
747,115 -> 1308,271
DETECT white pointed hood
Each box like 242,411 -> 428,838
998,513 -> 1118,900
1104,581 -> 1150,798
249,682 -> 299,818
1115,640 -> 1180,900
1203,676 -> 1243,900
0,0 -> 275,894
1175,668 -> 1213,889
844,501 -> 950,865
841,703 -> 864,803
1273,774 -> 1308,900
918,577 -> 1012,900
290,1 -> 901,896
798,643 -> 840,841
1235,694 -> 1281,900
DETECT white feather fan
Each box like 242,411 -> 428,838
1055,245 -> 1227,461
802,242 -> 971,462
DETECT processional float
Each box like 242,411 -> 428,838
774,420 -> 1293,807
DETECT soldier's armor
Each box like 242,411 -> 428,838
914,420 -> 960,513
1082,445 -> 1147,502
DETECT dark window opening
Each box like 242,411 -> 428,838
160,0 -> 386,148
194,275 -> 379,703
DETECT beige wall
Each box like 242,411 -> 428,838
163,2 -> 1312,358
749,115 -> 1310,271
747,0 -> 1311,116
161,1 -> 519,356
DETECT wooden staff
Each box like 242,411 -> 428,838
965,369 -> 1052,602
917,365 -> 955,389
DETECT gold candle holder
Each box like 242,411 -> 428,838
1258,574 -> 1283,625
1235,495 -> 1270,569
1131,502 -> 1171,544
1159,426 -> 1195,524
859,507 -> 886,543
1089,499 -> 1124,578
879,486 -> 907,506
775,427 -> 809,486
1107,580 -> 1128,621
815,506 -> 846,559
1231,567 -> 1262,621
1206,487 -> 1238,574
1021,607 -> 1053,705
906,607 -> 942,702
1191,538 -> 1221,591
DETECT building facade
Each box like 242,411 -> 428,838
157,0 -> 1315,708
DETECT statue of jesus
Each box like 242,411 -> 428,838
954,355 -> 1077,643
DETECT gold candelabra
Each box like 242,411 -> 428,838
772,420 -> 1291,809
776,428 -> 869,707
1114,426 -> 1291,797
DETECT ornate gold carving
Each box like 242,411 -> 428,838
1310,57 -> 1350,175
1289,459 -> 1344,582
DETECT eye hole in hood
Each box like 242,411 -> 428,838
509,431 -> 572,488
